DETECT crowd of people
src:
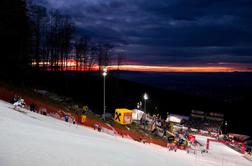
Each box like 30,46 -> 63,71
184,117 -> 222,135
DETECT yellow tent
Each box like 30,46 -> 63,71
114,108 -> 133,125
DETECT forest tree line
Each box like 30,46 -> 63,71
28,2 -> 123,71
0,0 -> 31,75
0,0 -> 124,75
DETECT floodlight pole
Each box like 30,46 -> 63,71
144,93 -> 148,113
102,68 -> 107,121
143,92 -> 148,130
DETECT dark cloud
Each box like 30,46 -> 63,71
34,0 -> 252,66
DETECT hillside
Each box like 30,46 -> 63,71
0,99 -> 251,166
1,70 -> 251,136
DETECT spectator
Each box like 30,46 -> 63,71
140,113 -> 146,125
12,95 -> 19,104
30,103 -> 35,112
64,115 -> 69,122
82,105 -> 88,115
40,108 -> 47,116
248,147 -> 251,155
73,116 -> 76,124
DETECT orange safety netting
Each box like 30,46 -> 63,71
0,86 -> 168,148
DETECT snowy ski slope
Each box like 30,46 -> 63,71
0,100 -> 251,166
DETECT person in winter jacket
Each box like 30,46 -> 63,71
30,103 -> 35,112
13,98 -> 25,110
64,115 -> 69,122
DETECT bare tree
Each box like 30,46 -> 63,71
0,0 -> 31,74
29,4 -> 47,69
116,53 -> 125,71
60,16 -> 74,70
75,36 -> 89,71
88,43 -> 98,71
97,44 -> 113,71
27,2 -> 118,73
45,10 -> 74,71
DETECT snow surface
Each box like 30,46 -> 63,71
0,100 -> 251,166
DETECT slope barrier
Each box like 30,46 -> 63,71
0,86 -> 167,148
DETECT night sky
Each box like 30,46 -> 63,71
34,0 -> 252,71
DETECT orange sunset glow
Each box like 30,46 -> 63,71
107,65 -> 252,72
32,60 -> 252,72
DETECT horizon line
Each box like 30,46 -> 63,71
107,65 -> 252,73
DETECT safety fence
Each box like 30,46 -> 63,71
0,86 -> 168,148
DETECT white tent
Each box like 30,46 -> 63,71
168,114 -> 189,124
132,109 -> 144,120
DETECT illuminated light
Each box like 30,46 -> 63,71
143,93 -> 148,100
102,72 -> 107,77
102,67 -> 108,77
